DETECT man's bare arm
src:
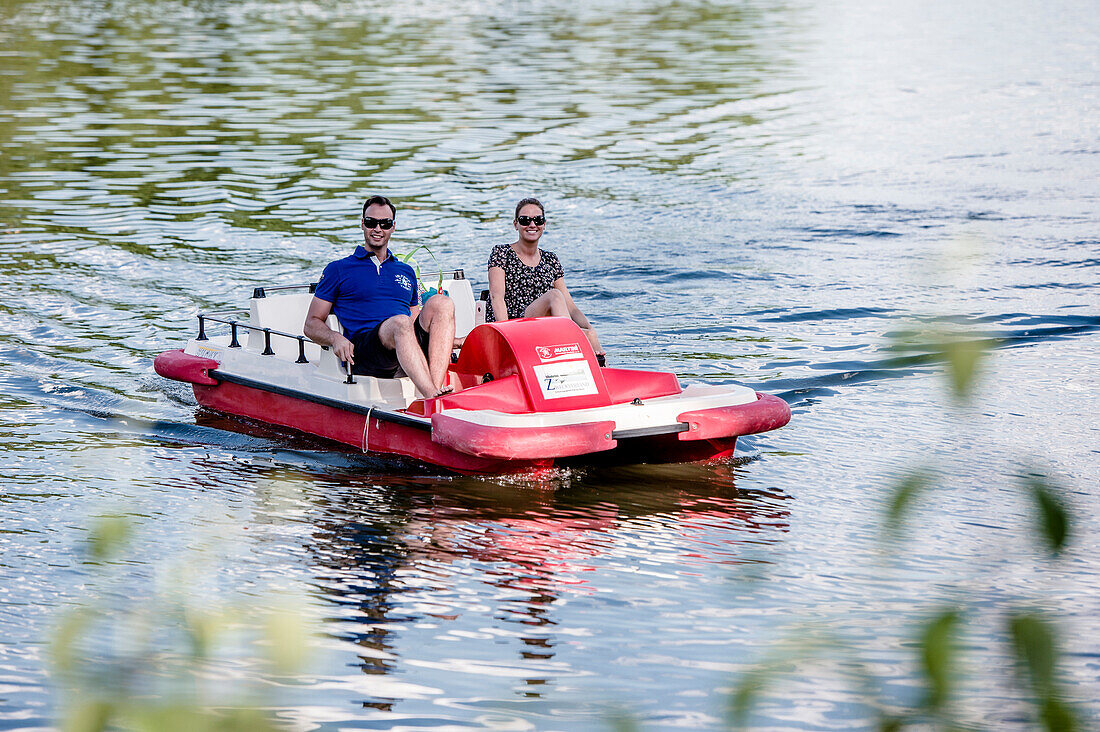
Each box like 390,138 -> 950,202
303,297 -> 355,364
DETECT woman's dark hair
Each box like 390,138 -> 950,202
362,195 -> 396,219
513,197 -> 544,221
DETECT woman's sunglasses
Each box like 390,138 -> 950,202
362,216 -> 395,230
517,215 -> 545,226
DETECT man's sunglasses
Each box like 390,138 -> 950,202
362,217 -> 395,230
517,215 -> 545,226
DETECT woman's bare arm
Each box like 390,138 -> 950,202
488,266 -> 509,321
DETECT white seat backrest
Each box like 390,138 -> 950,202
440,277 -> 477,338
247,291 -> 340,362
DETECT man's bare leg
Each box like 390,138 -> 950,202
378,314 -> 439,397
417,294 -> 456,390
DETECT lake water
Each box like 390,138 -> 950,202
1,0 -> 1098,728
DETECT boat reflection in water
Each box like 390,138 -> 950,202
298,461 -> 791,710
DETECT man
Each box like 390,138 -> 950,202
304,195 -> 455,398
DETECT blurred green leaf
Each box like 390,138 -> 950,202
128,704 -> 277,732
1009,612 -> 1056,695
1039,696 -> 1078,732
50,608 -> 92,676
877,716 -> 903,732
1020,474 -> 1070,554
261,604 -> 311,673
943,338 -> 986,400
86,515 -> 131,562
729,666 -> 769,729
1008,611 -> 1079,731
919,608 -> 961,711
183,606 -> 229,660
607,709 -> 639,732
885,469 -> 935,534
728,632 -> 838,729
62,698 -> 111,732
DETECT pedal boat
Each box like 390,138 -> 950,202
154,273 -> 791,474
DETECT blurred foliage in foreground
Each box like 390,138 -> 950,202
51,515 -> 315,732
726,326 -> 1083,730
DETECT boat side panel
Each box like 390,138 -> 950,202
192,380 -> 552,475
155,349 -> 218,386
677,392 -> 792,441
364,417 -> 552,475
408,374 -> 529,417
194,381 -> 368,447
564,434 -> 737,468
601,367 -> 682,403
431,414 -> 616,459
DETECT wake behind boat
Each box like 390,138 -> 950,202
154,270 -> 790,474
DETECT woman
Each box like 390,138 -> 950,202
486,198 -> 605,361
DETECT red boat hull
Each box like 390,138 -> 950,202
155,341 -> 791,475
190,378 -> 766,474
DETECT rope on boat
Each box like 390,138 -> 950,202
362,406 -> 373,454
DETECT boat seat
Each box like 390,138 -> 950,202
246,292 -> 341,372
439,276 -> 479,337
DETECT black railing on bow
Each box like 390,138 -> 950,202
196,283 -> 317,365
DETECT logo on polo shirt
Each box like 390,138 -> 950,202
395,273 -> 414,292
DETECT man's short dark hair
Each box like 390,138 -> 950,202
362,195 -> 396,219
514,197 -> 544,221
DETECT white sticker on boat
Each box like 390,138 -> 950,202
195,346 -> 221,362
533,361 -> 598,399
535,343 -> 584,363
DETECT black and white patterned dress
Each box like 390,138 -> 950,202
485,243 -> 565,322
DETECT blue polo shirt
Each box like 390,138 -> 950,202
314,246 -> 419,338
